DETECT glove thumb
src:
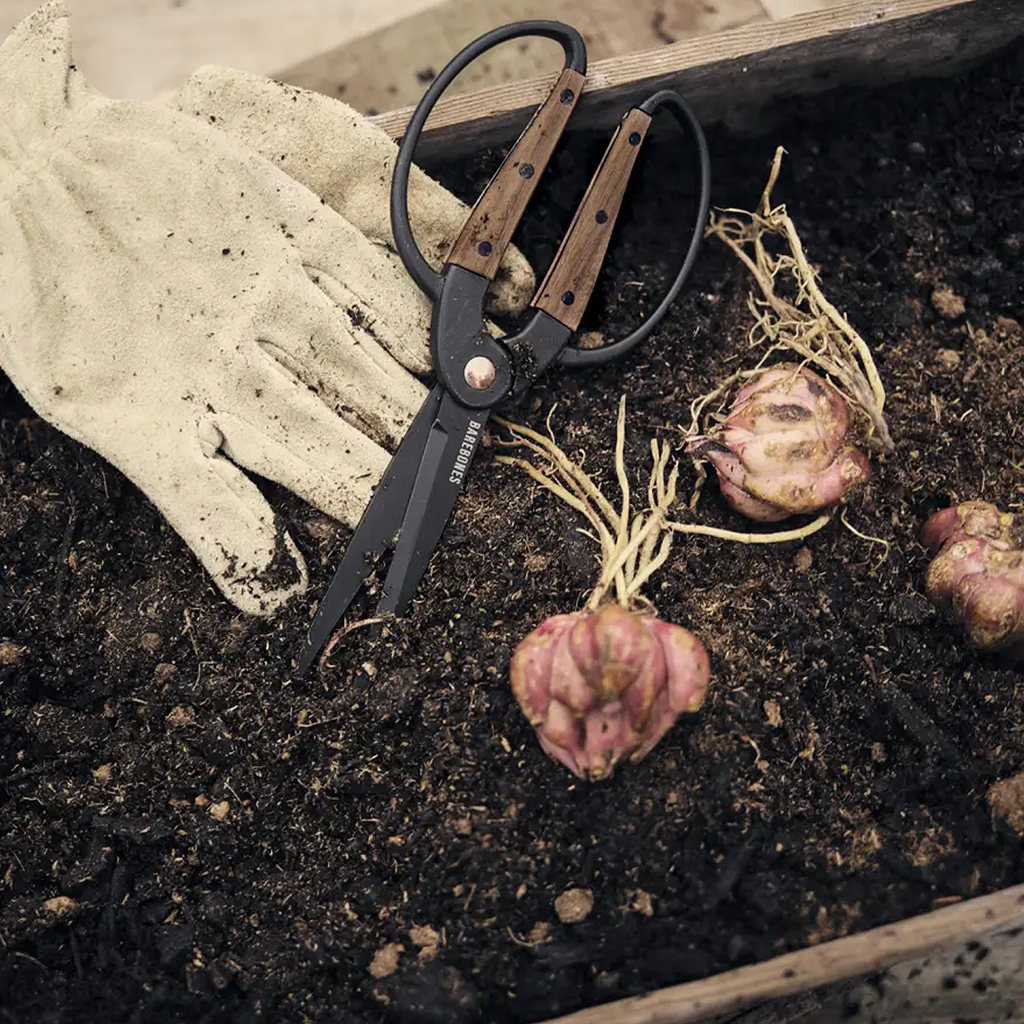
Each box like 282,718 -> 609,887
0,1 -> 97,163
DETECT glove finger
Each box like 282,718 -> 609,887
139,425 -> 310,617
250,267 -> 428,449
172,65 -> 536,315
303,249 -> 435,378
210,358 -> 394,529
291,204 -> 435,376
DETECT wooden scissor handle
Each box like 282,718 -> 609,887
447,67 -> 586,280
391,20 -> 586,302
532,107 -> 653,331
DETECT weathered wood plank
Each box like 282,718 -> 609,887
790,921 -> 1024,1024
365,0 -> 1024,157
531,884 -> 1024,1024
278,0 -> 768,115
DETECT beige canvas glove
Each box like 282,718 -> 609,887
0,2 -> 534,616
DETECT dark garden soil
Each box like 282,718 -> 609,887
3,37 -> 1024,1024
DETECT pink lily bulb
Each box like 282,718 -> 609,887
509,605 -> 710,781
921,500 -> 1024,657
687,363 -> 871,522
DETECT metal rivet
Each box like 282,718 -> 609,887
561,291 -> 575,306
465,356 -> 496,391
560,88 -> 575,105
519,163 -> 534,179
628,131 -> 641,146
595,210 -> 609,224
477,241 -> 492,256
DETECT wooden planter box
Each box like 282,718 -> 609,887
4,3 -> 1023,1022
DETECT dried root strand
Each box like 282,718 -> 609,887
696,146 -> 893,455
669,514 -> 832,545
840,507 -> 891,569
496,396 -> 677,612
496,397 -> 837,612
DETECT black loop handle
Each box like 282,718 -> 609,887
390,20 -> 587,303
556,89 -> 712,368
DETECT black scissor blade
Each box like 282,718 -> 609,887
295,385 -> 444,674
378,396 -> 490,616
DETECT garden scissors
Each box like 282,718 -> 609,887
296,20 -> 711,673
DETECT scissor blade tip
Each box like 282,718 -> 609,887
294,645 -> 319,676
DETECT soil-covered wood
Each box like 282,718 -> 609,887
2,39 -> 1023,1024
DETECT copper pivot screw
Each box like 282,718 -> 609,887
464,355 -> 497,390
